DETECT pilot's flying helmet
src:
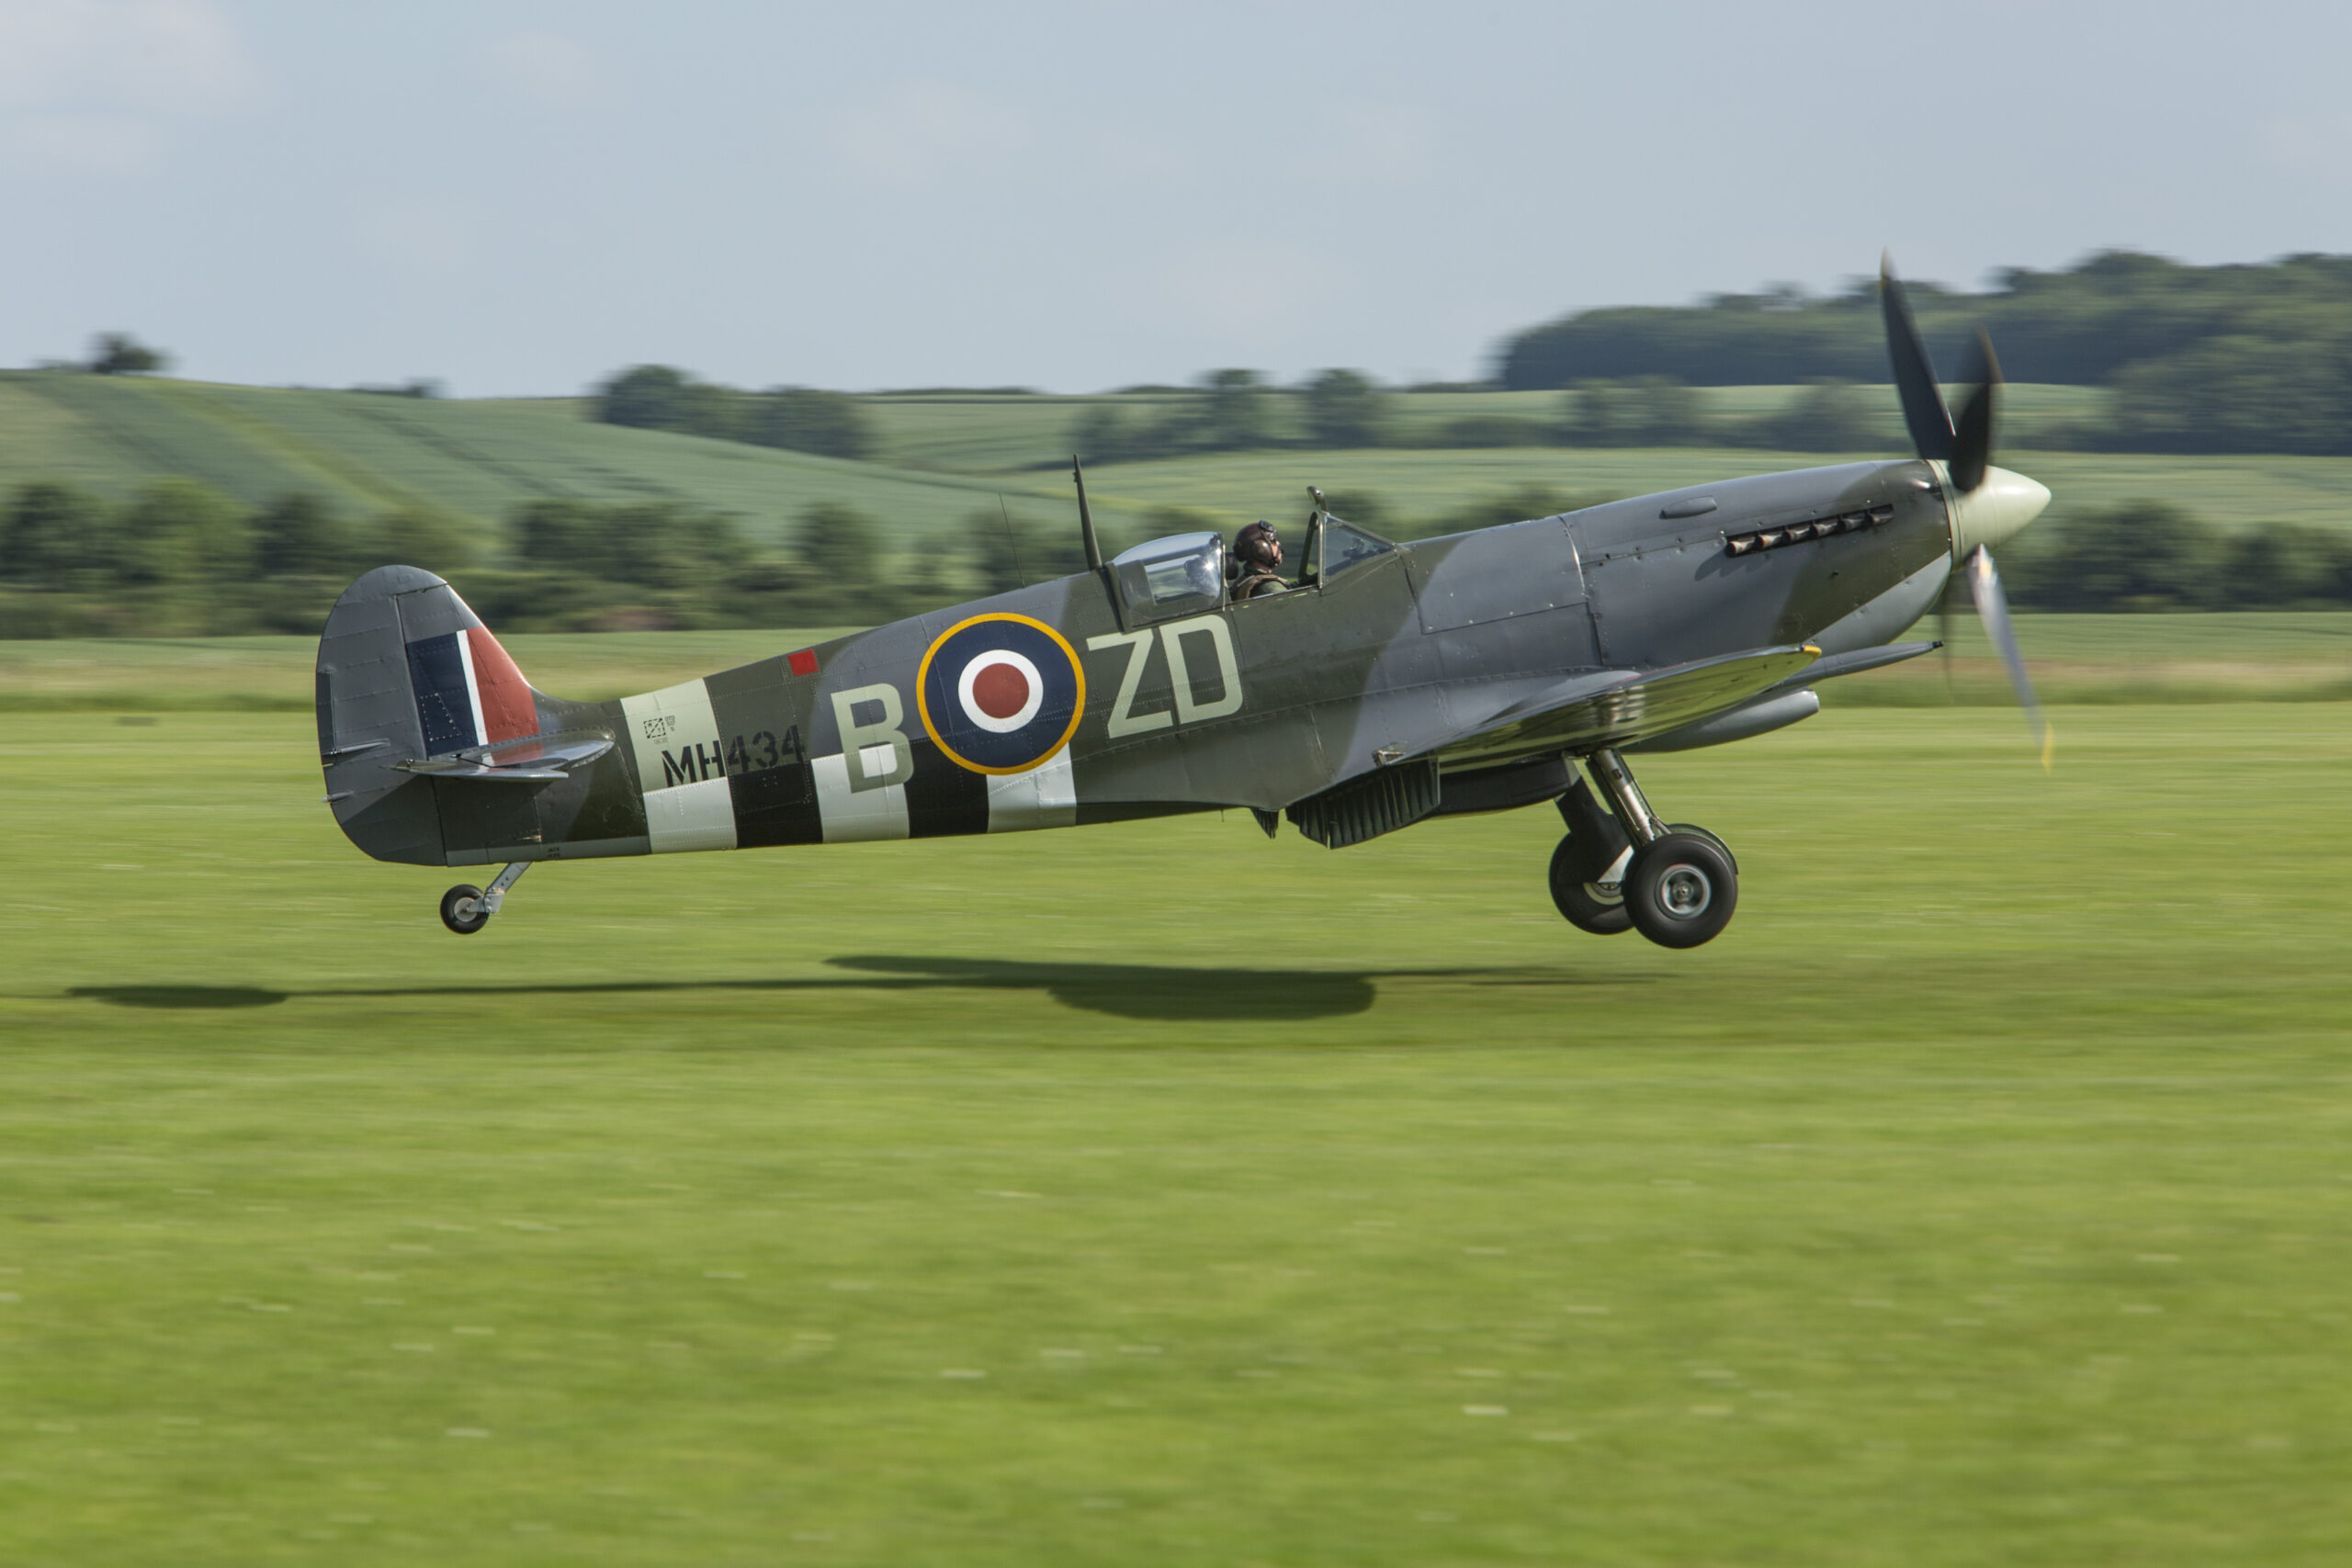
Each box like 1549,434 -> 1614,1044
1235,520 -> 1282,569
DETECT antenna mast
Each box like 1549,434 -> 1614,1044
1070,456 -> 1104,571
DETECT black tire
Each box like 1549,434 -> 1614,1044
1549,836 -> 1633,935
439,885 -> 490,935
1624,832 -> 1737,949
1662,823 -> 1736,874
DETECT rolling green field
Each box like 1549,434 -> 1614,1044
8,373 -> 2347,554
492,386 -> 2112,474
4,666 -> 2350,1563
0,375 -> 1085,548
6,614 -> 2349,713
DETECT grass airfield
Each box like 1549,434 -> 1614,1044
4,689 -> 2350,1564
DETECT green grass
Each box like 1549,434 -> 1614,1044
6,615 -> 2351,712
3,698 -> 2350,1564
1849,610 -> 2352,705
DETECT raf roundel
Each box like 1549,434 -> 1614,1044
916,613 -> 1086,774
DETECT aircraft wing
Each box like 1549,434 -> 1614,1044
1763,639 -> 1935,692
1427,644 -> 1823,768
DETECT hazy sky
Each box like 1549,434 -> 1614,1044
3,0 -> 2346,395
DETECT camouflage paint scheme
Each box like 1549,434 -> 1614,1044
315,457 -> 1962,871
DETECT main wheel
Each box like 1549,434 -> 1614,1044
439,884 -> 490,935
1623,832 -> 1737,949
1662,823 -> 1736,874
1549,836 -> 1632,935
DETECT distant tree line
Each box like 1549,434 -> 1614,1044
1,478 -> 1158,637
27,332 -> 175,376
1063,369 -> 1877,458
594,366 -> 876,460
0,479 -> 486,635
1069,374 -> 1881,457
604,309 -> 2352,461
1496,251 -> 2352,455
2000,502 -> 2352,611
1314,486 -> 1621,543
1069,369 -> 1396,460
88,333 -> 170,376
8,474 -> 2352,638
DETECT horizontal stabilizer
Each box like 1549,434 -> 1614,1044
393,734 -> 614,785
395,760 -> 571,784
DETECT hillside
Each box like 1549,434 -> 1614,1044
524,384 -> 2110,476
0,373 -> 1088,549
6,371 -> 2351,639
11,371 -> 2290,543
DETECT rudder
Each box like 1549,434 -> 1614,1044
316,566 -> 557,865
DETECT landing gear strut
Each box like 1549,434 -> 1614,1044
439,861 -> 530,935
1551,750 -> 1738,949
1550,775 -> 1632,935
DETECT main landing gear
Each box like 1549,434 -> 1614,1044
439,861 -> 530,935
1549,749 -> 1738,949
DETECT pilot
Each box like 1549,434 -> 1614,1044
1229,520 -> 1287,600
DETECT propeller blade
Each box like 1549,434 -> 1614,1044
1937,565 -> 1962,685
1948,329 -> 2002,493
1964,545 -> 2052,770
1881,253 -> 1954,462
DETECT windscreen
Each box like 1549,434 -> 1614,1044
1319,521 -> 1393,580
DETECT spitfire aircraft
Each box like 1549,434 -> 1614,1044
316,259 -> 2051,949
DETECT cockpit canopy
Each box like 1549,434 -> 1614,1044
1105,518 -> 1396,623
1112,531 -> 1225,622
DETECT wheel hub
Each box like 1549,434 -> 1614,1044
1657,863 -> 1713,919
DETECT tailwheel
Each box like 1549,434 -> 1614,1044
439,885 -> 490,935
1549,836 -> 1632,934
1623,832 -> 1738,949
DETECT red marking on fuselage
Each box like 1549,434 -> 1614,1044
971,661 -> 1030,720
787,649 -> 820,677
465,626 -> 538,743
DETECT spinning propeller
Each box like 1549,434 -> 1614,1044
1881,254 -> 2054,768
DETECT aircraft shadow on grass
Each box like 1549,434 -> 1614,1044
68,957 -> 1619,1023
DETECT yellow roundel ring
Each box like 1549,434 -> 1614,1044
914,612 -> 1088,775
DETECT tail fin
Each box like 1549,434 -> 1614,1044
316,566 -> 558,864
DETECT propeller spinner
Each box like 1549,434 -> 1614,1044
1882,254 -> 2053,767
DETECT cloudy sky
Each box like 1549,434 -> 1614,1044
3,0 -> 2346,395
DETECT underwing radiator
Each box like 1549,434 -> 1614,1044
1286,758 -> 1441,849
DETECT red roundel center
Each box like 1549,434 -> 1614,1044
971,660 -> 1032,720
